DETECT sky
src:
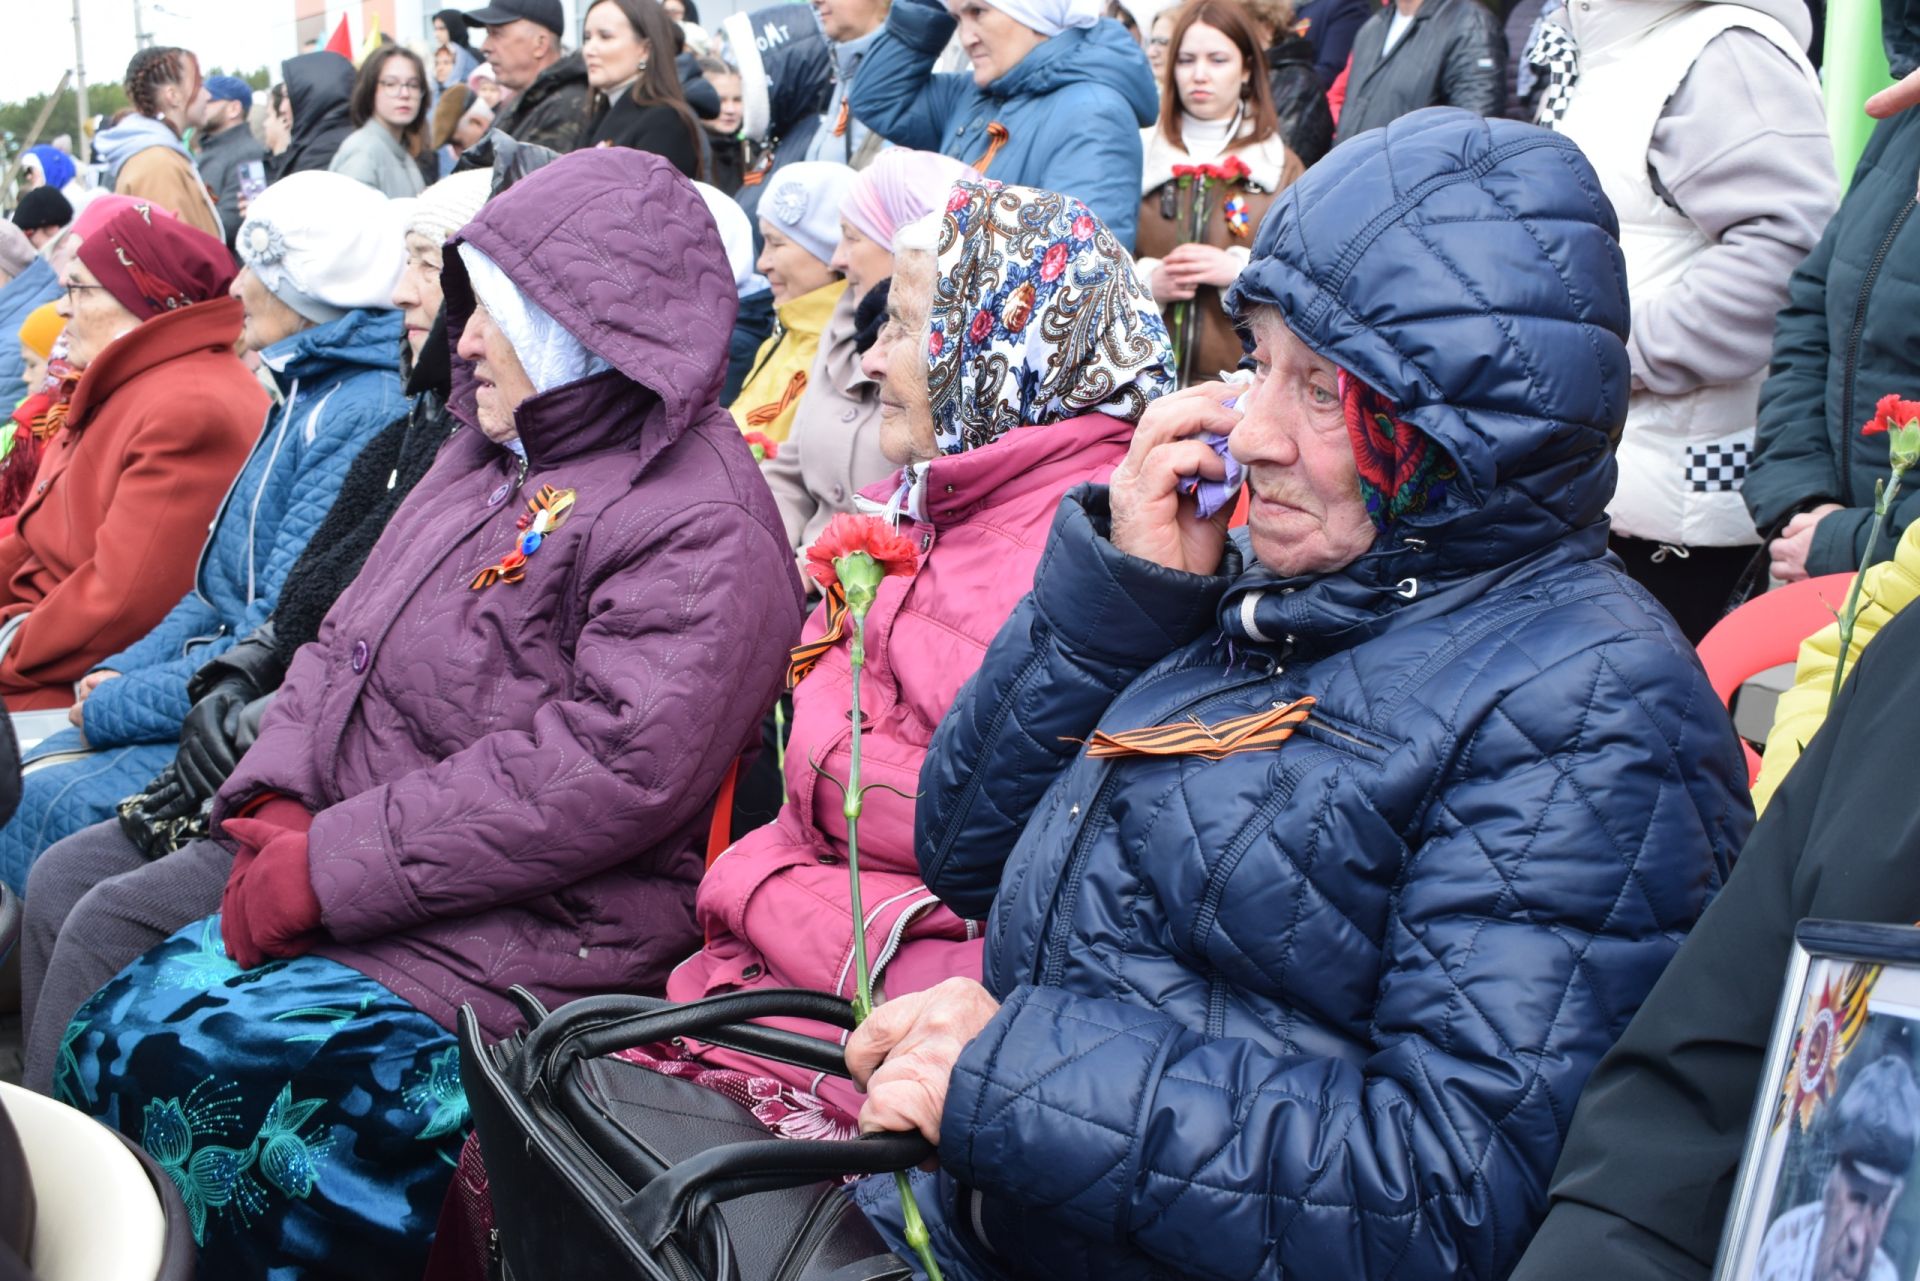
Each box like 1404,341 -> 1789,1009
5,0 -> 303,113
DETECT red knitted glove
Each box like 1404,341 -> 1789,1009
220,795 -> 321,969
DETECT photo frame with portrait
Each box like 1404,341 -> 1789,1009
1716,921 -> 1920,1281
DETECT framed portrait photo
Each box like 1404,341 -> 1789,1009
1716,921 -> 1920,1281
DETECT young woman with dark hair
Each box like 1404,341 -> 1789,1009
1134,0 -> 1303,383
93,47 -> 223,239
329,45 -> 432,197
581,0 -> 705,178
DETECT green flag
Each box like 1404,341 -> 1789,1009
1826,0 -> 1896,188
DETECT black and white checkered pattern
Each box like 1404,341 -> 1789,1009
1686,440 -> 1751,493
1529,23 -> 1580,129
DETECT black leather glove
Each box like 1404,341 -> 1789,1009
173,678 -> 254,802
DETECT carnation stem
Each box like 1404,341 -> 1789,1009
775,699 -> 789,804
1830,469 -> 1906,702
842,606 -> 943,1281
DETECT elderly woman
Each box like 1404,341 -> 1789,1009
51,149 -> 799,1278
848,0 -> 1158,247
662,180 -> 1173,1126
0,172 -> 407,896
0,208 -> 264,711
14,172 -> 495,1097
844,110 -> 1753,1279
731,161 -> 857,443
765,148 -> 979,566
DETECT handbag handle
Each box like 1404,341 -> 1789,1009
624,1133 -> 936,1252
517,987 -> 865,1093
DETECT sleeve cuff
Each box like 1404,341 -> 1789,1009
1808,506 -> 1872,577
1029,485 -> 1231,669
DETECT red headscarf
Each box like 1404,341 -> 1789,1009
75,203 -> 235,321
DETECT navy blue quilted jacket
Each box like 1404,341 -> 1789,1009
79,308 -> 404,746
909,111 -> 1754,1280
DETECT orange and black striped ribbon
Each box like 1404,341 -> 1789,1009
786,581 -> 849,689
1082,696 -> 1315,762
744,370 -> 808,429
833,99 -> 850,137
471,484 -> 573,590
972,122 -> 1009,173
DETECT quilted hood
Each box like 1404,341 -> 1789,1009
442,147 -> 740,452
1226,108 -> 1631,589
987,19 -> 1157,125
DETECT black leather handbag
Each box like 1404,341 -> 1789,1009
458,987 -> 931,1281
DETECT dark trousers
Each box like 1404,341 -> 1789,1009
1608,534 -> 1758,645
20,821 -> 231,1093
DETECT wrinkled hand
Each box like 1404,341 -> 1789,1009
68,669 -> 119,726
1768,502 -> 1843,583
175,682 -> 253,801
1109,381 -> 1243,575
1867,65 -> 1920,120
846,977 -> 1001,1146
1151,261 -> 1196,302
1161,242 -> 1243,290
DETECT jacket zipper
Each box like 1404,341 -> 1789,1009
1840,197 -> 1916,487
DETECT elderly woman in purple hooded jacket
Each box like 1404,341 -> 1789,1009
47,148 -> 803,1280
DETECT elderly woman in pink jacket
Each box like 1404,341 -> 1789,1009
649,180 -> 1176,1132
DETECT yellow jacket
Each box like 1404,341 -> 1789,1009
729,279 -> 847,445
1753,519 -> 1920,812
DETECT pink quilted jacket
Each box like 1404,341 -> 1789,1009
667,412 -> 1133,1117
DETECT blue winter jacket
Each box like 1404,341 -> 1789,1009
847,0 -> 1156,248
0,258 -> 61,394
79,308 -> 404,746
905,111 -> 1753,1280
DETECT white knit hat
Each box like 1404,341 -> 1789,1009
756,162 -> 855,268
695,181 -> 768,296
409,170 -> 493,249
236,170 -> 407,324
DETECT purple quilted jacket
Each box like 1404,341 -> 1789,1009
215,149 -> 805,1037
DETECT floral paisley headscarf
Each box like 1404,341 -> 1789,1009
927,182 -> 1174,455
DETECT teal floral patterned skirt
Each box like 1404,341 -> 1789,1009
55,915 -> 470,1280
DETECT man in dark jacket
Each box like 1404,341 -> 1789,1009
844,109 -> 1750,1281
1295,0 -> 1372,86
1334,0 -> 1505,142
469,0 -> 591,152
1508,557 -> 1920,1281
193,75 -> 266,247
1745,0 -> 1920,582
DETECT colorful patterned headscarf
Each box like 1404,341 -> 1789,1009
1338,369 -> 1456,532
927,181 -> 1174,456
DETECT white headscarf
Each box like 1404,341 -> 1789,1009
984,0 -> 1102,38
695,181 -> 769,297
460,245 -> 611,396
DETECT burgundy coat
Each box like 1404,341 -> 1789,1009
217,149 -> 804,1036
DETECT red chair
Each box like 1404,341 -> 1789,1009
1695,573 -> 1855,783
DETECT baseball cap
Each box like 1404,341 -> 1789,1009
204,75 -> 254,113
1834,1056 -> 1920,1186
465,0 -> 565,34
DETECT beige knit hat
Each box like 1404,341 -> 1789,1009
408,170 -> 493,249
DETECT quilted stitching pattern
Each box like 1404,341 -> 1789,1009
216,152 -> 805,1038
914,112 -> 1754,1280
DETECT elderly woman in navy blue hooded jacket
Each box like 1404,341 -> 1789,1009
847,0 -> 1156,248
842,109 -> 1754,1280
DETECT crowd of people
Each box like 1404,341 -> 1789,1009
0,0 -> 1909,1277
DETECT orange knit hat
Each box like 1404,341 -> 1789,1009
16,302 -> 63,361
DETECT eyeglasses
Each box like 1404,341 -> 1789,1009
63,283 -> 108,304
378,79 -> 425,94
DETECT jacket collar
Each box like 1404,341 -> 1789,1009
870,412 -> 1135,529
819,289 -> 872,398
776,279 -> 849,339
831,26 -> 883,80
67,297 -> 248,431
260,307 -> 405,390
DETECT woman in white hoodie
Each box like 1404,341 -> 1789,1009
1135,0 -> 1302,384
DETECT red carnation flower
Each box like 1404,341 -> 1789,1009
1864,393 -> 1920,436
804,513 -> 920,593
969,308 -> 994,342
743,431 -> 779,462
1040,241 -> 1069,282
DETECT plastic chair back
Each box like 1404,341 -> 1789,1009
1695,573 -> 1856,782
